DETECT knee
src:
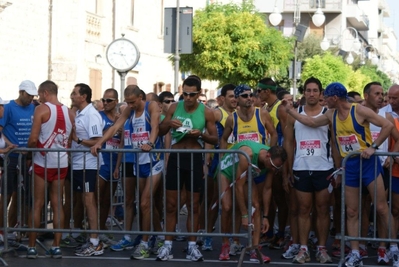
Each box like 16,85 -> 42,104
346,207 -> 358,219
140,198 -> 150,212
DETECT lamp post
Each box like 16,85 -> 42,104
269,0 -> 325,100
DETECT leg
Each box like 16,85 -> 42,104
345,186 -> 360,250
28,175 -> 46,247
296,190 -> 313,246
49,178 -> 65,247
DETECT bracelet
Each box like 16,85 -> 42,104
241,214 -> 248,218
263,215 -> 269,219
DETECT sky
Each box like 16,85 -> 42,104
384,0 -> 399,51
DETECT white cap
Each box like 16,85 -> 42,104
19,80 -> 38,96
0,97 -> 9,105
216,88 -> 222,98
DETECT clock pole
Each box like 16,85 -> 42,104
117,71 -> 127,103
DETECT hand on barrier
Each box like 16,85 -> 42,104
90,143 -> 102,157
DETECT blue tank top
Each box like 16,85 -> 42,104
99,111 -> 121,167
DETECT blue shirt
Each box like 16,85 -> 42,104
0,100 -> 35,157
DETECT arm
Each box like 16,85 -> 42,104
141,101 -> 160,152
159,103 -> 178,136
201,107 -> 218,145
113,131 -> 125,179
282,114 -> 295,192
220,114 -> 233,150
282,100 -> 331,128
356,105 -> 394,153
90,107 -> 130,156
261,109 -> 277,146
235,147 -> 253,217
261,170 -> 274,233
27,105 -> 48,148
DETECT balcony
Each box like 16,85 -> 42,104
346,5 -> 369,31
283,0 -> 342,13
86,12 -> 102,41
378,0 -> 390,17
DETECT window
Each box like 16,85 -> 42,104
310,0 -> 326,8
87,0 -> 102,14
89,69 -> 102,100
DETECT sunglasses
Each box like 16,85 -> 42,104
163,100 -> 175,104
240,93 -> 253,99
101,98 -> 116,103
183,91 -> 200,97
270,157 -> 283,170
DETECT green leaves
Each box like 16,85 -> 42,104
176,1 -> 292,86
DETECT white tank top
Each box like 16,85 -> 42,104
369,109 -> 388,163
33,103 -> 72,168
293,106 -> 334,171
131,110 -> 151,164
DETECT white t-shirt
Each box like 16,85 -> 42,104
71,103 -> 103,170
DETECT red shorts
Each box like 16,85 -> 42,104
33,164 -> 68,182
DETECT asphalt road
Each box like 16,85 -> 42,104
0,218 -> 387,267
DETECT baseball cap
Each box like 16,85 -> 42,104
324,82 -> 347,98
216,88 -> 222,98
234,84 -> 251,98
0,97 -> 9,105
19,80 -> 38,96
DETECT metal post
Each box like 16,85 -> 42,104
118,71 -> 127,102
293,40 -> 298,101
174,0 -> 180,94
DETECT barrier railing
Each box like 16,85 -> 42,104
338,151 -> 399,267
0,147 -> 259,266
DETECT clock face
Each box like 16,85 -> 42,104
106,38 -> 140,72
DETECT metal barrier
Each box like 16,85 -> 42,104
0,147 -> 259,266
338,151 -> 399,267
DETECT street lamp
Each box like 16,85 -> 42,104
269,0 -> 325,100
320,26 -> 361,52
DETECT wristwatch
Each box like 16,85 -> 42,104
371,142 -> 379,150
147,141 -> 154,148
77,138 -> 83,144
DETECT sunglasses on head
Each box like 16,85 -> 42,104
163,100 -> 175,104
240,93 -> 253,99
101,98 -> 116,103
270,157 -> 283,170
183,91 -> 200,97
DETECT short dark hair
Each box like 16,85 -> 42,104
304,77 -> 323,92
159,91 -> 174,102
183,75 -> 201,91
277,90 -> 290,100
221,84 -> 236,97
39,80 -> 58,95
124,85 -> 142,98
269,145 -> 288,163
363,81 -> 382,95
75,83 -> 92,103
104,88 -> 118,99
348,91 -> 361,98
146,92 -> 159,102
258,77 -> 277,94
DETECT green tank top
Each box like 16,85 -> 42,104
171,101 -> 206,144
219,140 -> 269,182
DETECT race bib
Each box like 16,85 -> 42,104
105,137 -> 121,149
131,131 -> 150,148
298,139 -> 322,157
338,134 -> 361,153
371,131 -> 379,142
227,133 -> 236,144
238,132 -> 259,143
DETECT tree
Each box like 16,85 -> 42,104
177,2 -> 293,86
359,65 -> 392,91
301,52 -> 352,89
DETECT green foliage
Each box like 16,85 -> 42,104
176,2 -> 293,86
301,52 -> 352,88
359,65 -> 392,91
346,69 -> 371,94
296,34 -> 326,62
